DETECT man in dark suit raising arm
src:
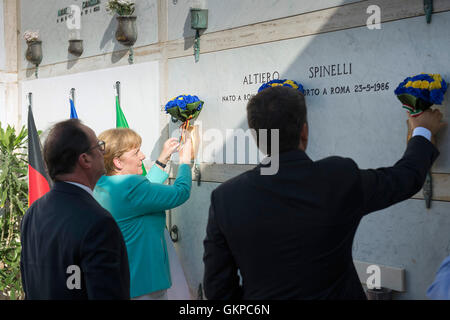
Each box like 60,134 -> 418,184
203,86 -> 445,300
20,119 -> 130,299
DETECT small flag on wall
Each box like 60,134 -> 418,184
70,88 -> 78,119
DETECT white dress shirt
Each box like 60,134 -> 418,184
64,181 -> 94,197
412,127 -> 432,141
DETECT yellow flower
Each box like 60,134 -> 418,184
284,80 -> 299,89
412,81 -> 422,89
405,81 -> 413,88
271,83 -> 283,87
432,74 -> 442,83
430,81 -> 442,90
420,81 -> 430,89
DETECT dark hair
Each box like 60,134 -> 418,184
247,86 -> 307,153
43,119 -> 91,180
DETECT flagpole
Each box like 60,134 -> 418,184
69,88 -> 79,119
70,88 -> 75,104
28,92 -> 32,110
115,81 -> 120,105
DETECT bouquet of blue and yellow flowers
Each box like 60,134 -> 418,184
394,73 -> 447,117
165,94 -> 204,124
165,94 -> 204,149
258,79 -> 305,94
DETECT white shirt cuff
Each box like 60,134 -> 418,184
412,127 -> 432,141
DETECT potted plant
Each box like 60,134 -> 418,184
23,30 -> 42,67
0,123 -> 28,300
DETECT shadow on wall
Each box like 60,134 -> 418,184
25,62 -> 35,78
67,52 -> 79,70
182,9 -> 206,51
100,15 -> 129,63
150,123 -> 170,160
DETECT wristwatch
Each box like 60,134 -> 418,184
155,160 -> 166,168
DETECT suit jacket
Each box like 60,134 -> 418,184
20,182 -> 130,300
203,136 -> 439,300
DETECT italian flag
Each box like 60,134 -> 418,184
115,93 -> 147,176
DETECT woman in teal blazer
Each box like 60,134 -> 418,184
93,128 -> 192,299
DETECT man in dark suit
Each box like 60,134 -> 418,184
203,86 -> 445,299
20,119 -> 130,299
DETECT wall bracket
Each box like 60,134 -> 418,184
424,0 -> 433,24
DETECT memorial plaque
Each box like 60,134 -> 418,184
168,12 -> 450,172
168,0 -> 361,41
20,0 -> 158,67
20,61 -> 161,159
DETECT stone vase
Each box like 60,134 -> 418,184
25,40 -> 43,65
68,39 -> 84,57
115,16 -> 137,47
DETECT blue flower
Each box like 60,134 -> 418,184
164,99 -> 178,111
258,79 -> 305,95
164,94 -> 204,123
184,95 -> 199,105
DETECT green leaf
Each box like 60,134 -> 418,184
0,190 -> 7,207
0,123 -> 27,299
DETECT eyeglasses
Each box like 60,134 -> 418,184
85,140 -> 106,153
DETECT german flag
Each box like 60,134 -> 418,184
28,105 -> 51,206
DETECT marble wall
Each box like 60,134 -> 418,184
20,61 -> 162,162
168,0 -> 362,41
168,11 -> 450,300
1,0 -> 6,124
14,0 -> 450,300
20,0 -> 158,67
0,83 -> 5,125
0,0 -> 5,70
168,11 -> 450,171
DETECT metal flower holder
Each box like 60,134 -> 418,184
115,15 -> 137,64
25,40 -> 43,78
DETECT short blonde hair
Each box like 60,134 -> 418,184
99,128 -> 142,175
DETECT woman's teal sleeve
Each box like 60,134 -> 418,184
126,164 -> 192,216
146,163 -> 169,184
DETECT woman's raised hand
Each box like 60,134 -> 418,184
158,138 -> 180,164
